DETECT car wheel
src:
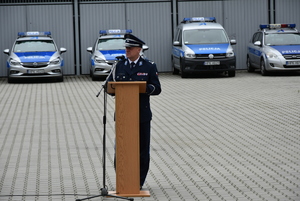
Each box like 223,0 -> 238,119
180,68 -> 188,78
260,59 -> 268,76
7,76 -> 13,83
247,56 -> 255,72
228,70 -> 236,77
92,74 -> 97,81
172,58 -> 179,75
57,76 -> 64,82
180,58 -> 188,78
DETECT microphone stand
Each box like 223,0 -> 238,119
76,56 -> 133,201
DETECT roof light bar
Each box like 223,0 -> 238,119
99,29 -> 132,35
260,24 -> 296,29
18,31 -> 51,37
182,17 -> 216,23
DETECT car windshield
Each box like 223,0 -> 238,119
97,38 -> 125,50
183,29 -> 229,44
265,33 -> 300,45
13,40 -> 56,52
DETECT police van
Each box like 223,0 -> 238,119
172,17 -> 236,78
87,29 -> 148,81
3,31 -> 66,83
247,24 -> 300,75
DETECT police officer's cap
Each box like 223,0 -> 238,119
124,33 -> 145,48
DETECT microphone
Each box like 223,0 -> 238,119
96,55 -> 124,97
115,55 -> 125,60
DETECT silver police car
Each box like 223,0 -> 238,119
87,29 -> 148,81
247,24 -> 300,75
3,31 -> 66,83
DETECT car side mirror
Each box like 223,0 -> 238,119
87,47 -> 93,53
254,41 -> 261,46
230,39 -> 237,45
3,49 -> 9,55
60,47 -> 67,54
173,41 -> 180,46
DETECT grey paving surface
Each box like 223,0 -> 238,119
0,71 -> 300,201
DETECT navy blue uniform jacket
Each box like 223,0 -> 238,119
107,57 -> 161,123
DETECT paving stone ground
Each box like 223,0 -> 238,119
0,71 -> 299,201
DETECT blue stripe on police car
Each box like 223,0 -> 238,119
270,45 -> 300,55
15,52 -> 55,62
186,43 -> 229,54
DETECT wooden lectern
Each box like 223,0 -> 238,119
107,81 -> 150,197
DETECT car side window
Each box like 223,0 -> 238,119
178,30 -> 182,45
174,28 -> 182,45
252,33 -> 259,43
257,33 -> 263,43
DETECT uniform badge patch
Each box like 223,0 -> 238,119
137,72 -> 148,76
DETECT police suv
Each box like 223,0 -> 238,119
247,24 -> 300,75
172,17 -> 236,78
3,31 -> 66,83
87,29 -> 148,81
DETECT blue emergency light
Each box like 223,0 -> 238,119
182,17 -> 216,23
18,31 -> 51,37
260,24 -> 296,29
99,29 -> 132,35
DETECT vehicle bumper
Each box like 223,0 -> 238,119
91,63 -> 112,77
181,57 -> 236,73
266,58 -> 300,71
8,65 -> 63,79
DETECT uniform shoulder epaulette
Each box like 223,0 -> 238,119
145,58 -> 155,65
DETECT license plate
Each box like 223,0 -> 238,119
286,61 -> 300,66
27,69 -> 45,74
204,61 -> 220,65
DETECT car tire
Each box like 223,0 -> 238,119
7,76 -> 13,83
180,69 -> 188,78
247,56 -> 255,72
260,59 -> 268,76
90,69 -> 93,77
92,74 -> 97,81
228,70 -> 236,77
172,62 -> 179,75
180,58 -> 188,78
58,76 -> 64,82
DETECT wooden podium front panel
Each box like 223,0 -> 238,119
115,84 -> 140,194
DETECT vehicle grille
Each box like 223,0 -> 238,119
22,62 -> 48,68
196,53 -> 226,59
283,54 -> 300,59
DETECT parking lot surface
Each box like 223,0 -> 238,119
0,71 -> 299,201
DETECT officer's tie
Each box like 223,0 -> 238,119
130,62 -> 135,69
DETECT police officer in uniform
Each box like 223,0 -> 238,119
107,33 -> 161,189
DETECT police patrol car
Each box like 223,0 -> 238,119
172,17 -> 236,78
3,31 -> 66,83
87,29 -> 148,81
247,24 -> 300,75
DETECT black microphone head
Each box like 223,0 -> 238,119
115,55 -> 125,60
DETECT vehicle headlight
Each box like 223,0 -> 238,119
185,52 -> 196,58
95,56 -> 107,63
50,57 -> 61,65
266,52 -> 279,59
9,58 -> 21,65
226,51 -> 235,57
